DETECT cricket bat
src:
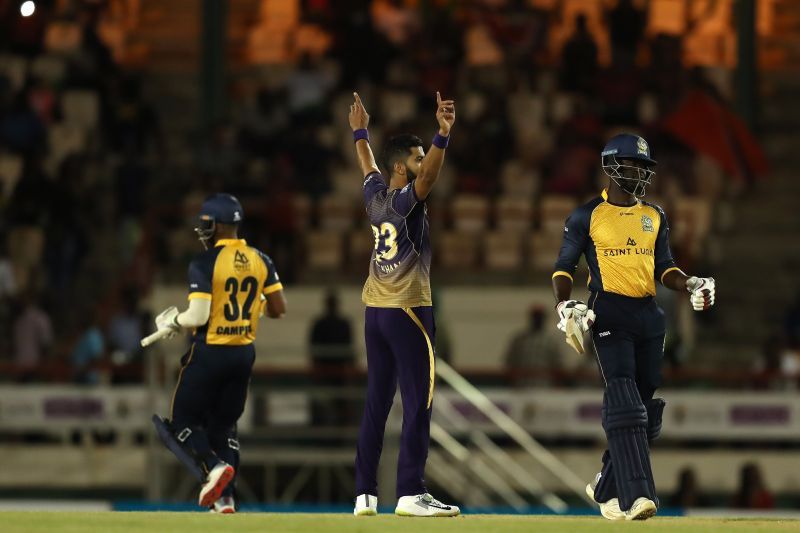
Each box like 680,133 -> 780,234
565,316 -> 585,354
140,328 -> 173,348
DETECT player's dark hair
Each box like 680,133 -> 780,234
381,134 -> 424,175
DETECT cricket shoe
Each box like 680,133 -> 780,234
625,497 -> 657,521
353,494 -> 377,516
585,472 -> 601,500
209,496 -> 235,514
198,462 -> 235,507
395,493 -> 460,517
586,472 -> 624,521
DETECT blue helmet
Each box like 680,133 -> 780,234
601,133 -> 657,198
195,193 -> 243,247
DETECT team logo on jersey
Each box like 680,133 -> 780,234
626,237 -> 637,246
637,137 -> 649,156
641,215 -> 654,232
234,250 -> 251,272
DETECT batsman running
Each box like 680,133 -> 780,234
552,134 -> 715,521
349,91 -> 459,517
146,193 -> 286,513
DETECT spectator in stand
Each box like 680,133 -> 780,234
560,13 -> 598,95
72,316 -> 106,385
107,287 -> 144,367
11,291 -> 52,382
668,467 -> 709,508
605,0 -> 648,68
753,335 -> 799,390
504,305 -> 575,385
309,290 -> 356,428
731,463 -> 775,509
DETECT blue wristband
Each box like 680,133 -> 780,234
432,133 -> 449,149
353,129 -> 369,143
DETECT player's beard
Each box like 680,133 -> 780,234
405,166 -> 417,182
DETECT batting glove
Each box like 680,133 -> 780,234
686,276 -> 715,311
155,306 -> 181,338
556,300 -> 596,333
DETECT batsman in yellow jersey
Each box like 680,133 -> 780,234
552,134 -> 715,521
149,194 -> 286,513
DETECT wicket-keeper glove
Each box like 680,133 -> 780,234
686,277 -> 715,311
556,300 -> 595,333
155,306 -> 181,338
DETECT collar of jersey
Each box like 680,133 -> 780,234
601,188 -> 640,208
215,238 -> 246,247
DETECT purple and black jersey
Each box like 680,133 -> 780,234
361,172 -> 432,307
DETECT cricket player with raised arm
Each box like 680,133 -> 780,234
348,92 -> 459,517
552,134 -> 715,521
149,193 -> 286,513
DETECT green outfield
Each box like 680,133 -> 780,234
1,512 -> 798,533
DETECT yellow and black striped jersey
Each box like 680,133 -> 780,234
187,239 -> 283,345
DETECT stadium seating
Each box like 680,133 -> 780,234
451,194 -> 490,234
319,195 -> 355,232
62,91 -> 100,131
305,231 -> 344,270
539,195 -> 578,233
438,231 -> 480,269
484,232 -> 524,271
495,196 -> 534,233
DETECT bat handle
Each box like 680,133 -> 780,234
140,329 -> 169,347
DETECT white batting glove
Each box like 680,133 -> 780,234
155,306 -> 181,338
686,277 -> 715,311
556,300 -> 596,333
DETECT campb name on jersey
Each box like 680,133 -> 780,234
215,325 -> 253,336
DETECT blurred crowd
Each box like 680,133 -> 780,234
0,0 -> 782,384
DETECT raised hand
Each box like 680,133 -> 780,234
349,92 -> 370,131
435,91 -> 455,136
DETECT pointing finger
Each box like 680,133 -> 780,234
436,91 -> 441,105
354,92 -> 363,106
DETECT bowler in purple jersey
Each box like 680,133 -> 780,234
348,92 -> 459,517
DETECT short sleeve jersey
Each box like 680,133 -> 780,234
187,239 -> 283,345
361,172 -> 432,307
553,190 -> 678,298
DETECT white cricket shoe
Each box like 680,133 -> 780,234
354,494 -> 378,516
599,498 -> 625,521
585,472 -> 601,500
586,472 -> 624,521
209,496 -> 236,514
199,462 -> 235,507
626,497 -> 657,521
395,493 -> 460,517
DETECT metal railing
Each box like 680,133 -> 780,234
433,359 -> 594,509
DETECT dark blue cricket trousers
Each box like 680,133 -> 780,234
355,306 -> 436,498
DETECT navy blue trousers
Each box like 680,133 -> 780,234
171,342 -> 254,497
589,291 -> 665,507
355,306 -> 435,498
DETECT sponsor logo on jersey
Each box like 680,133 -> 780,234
599,331 -> 611,337
602,247 -> 654,257
626,237 -> 637,246
234,250 -> 251,272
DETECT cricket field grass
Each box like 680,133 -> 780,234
1,512 -> 799,533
